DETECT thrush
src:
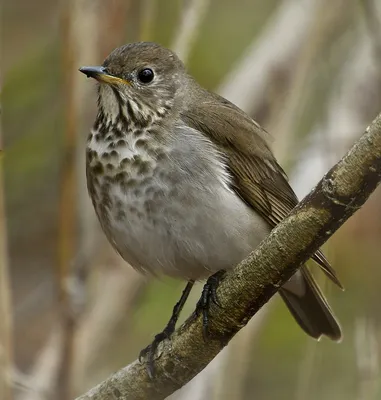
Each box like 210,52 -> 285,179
80,42 -> 342,376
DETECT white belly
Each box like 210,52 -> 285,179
88,125 -> 270,280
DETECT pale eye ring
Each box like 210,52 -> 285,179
137,68 -> 154,84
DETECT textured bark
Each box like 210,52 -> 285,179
75,112 -> 381,400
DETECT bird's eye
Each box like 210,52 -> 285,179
137,68 -> 154,84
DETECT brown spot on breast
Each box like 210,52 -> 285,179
116,209 -> 126,220
141,176 -> 153,186
102,152 -> 111,160
102,192 -> 112,209
91,176 -> 100,187
138,161 -> 152,175
86,149 -> 95,162
98,121 -> 110,136
114,129 -> 123,139
170,187 -> 179,197
92,162 -> 104,175
101,182 -> 111,192
129,206 -> 138,215
153,189 -> 165,200
121,178 -> 137,191
106,163 -> 115,171
133,129 -> 143,137
115,171 -> 128,182
120,158 -> 130,168
131,155 -> 142,167
116,139 -> 127,147
110,150 -> 119,158
135,139 -> 148,149
145,186 -> 156,196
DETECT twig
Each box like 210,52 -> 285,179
72,244 -> 144,393
99,0 -> 132,56
0,76 -> 13,400
171,0 -> 211,64
16,327 -> 63,400
168,347 -> 226,400
359,0 -> 381,63
292,28 -> 381,195
355,318 -> 380,400
139,0 -> 156,42
57,1 -> 102,398
218,0 -> 318,113
270,0 -> 346,163
213,307 -> 270,400
75,113 -> 381,400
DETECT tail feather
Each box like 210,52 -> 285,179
279,266 -> 342,341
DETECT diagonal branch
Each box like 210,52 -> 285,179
75,112 -> 381,400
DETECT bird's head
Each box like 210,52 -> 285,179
80,42 -> 187,128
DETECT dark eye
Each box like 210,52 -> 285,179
137,68 -> 154,83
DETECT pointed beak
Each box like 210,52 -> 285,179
79,66 -> 130,85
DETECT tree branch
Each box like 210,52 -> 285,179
76,112 -> 381,400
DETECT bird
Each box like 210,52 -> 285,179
80,41 -> 342,375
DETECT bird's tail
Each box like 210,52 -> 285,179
279,266 -> 342,341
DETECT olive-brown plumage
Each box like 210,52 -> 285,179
80,42 -> 342,363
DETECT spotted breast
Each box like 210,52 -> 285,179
86,119 -> 269,280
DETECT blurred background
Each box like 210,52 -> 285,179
2,0 -> 381,399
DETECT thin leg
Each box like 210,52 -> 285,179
195,270 -> 226,340
139,280 -> 194,378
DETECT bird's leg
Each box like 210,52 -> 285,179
195,269 -> 226,340
139,280 -> 194,378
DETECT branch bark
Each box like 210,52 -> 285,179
75,113 -> 381,400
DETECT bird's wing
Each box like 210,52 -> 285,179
181,93 -> 342,288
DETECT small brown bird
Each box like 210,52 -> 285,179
80,42 -> 342,374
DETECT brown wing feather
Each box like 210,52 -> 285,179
181,92 -> 343,288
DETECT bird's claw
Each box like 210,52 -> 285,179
195,270 -> 226,340
139,330 -> 171,379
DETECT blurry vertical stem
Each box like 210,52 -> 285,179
72,1 -> 147,391
271,0 -> 346,164
140,0 -> 156,41
0,91 -> 13,400
59,1 -> 103,398
355,318 -> 380,400
99,0 -> 132,56
57,3 -> 78,399
360,0 -> 381,61
171,0 -> 211,64
280,0 -> 347,397
214,308 -> 269,400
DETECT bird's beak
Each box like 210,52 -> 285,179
79,66 -> 130,85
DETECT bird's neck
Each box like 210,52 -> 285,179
95,85 -> 175,138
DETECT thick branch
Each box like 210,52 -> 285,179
76,113 -> 381,400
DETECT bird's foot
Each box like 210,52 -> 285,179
195,270 -> 226,340
139,326 -> 173,379
139,280 -> 194,378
